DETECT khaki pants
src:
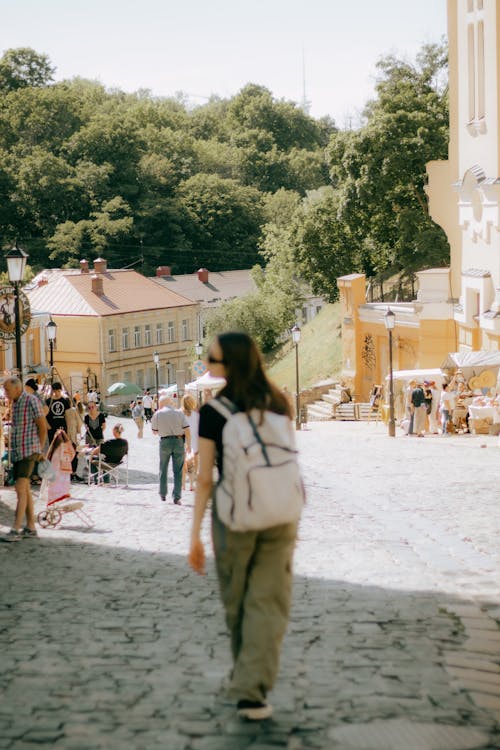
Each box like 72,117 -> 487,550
212,508 -> 297,703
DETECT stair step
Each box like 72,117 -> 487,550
322,393 -> 341,405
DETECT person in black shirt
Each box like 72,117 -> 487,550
188,331 -> 296,722
84,401 -> 106,445
90,423 -> 128,483
45,382 -> 71,445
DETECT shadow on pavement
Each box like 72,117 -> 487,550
0,507 -> 499,750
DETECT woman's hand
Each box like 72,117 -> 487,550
188,538 -> 206,575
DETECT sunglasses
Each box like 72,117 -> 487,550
207,354 -> 226,365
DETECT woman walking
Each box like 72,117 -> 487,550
188,332 -> 298,721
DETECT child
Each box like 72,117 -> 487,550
46,429 -> 76,506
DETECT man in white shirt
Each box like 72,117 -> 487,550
151,397 -> 191,504
143,390 -> 153,422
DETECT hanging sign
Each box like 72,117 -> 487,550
0,286 -> 31,340
192,359 -> 207,376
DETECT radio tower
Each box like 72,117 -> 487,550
301,48 -> 311,114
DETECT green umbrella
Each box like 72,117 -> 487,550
107,382 -> 143,397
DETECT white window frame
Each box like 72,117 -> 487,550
134,325 -> 141,348
156,323 -> 163,345
144,324 -> 151,346
108,329 -> 116,352
122,328 -> 129,350
167,321 -> 175,343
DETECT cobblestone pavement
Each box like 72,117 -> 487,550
0,417 -> 499,749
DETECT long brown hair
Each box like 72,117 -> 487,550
216,332 -> 291,417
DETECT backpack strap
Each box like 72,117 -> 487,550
208,397 -> 237,421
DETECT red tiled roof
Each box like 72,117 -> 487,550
26,269 -> 196,317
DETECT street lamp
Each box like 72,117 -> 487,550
384,308 -> 396,437
195,342 -> 203,358
6,242 -> 28,377
153,350 -> 160,406
166,360 -> 171,386
291,324 -> 301,431
46,319 -> 57,383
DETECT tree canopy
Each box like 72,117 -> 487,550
0,50 -> 334,274
0,42 -> 451,336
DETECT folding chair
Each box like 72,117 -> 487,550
89,452 -> 128,488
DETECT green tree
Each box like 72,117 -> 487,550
47,196 -> 134,264
176,174 -> 263,269
0,48 -> 55,92
206,293 -> 287,353
291,187 -> 359,301
326,41 -> 450,282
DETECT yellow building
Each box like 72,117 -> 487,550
338,271 -> 457,400
24,258 -> 198,396
339,0 -> 500,401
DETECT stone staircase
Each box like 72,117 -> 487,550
306,385 -> 379,423
306,385 -> 348,421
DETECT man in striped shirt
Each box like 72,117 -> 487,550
1,377 -> 47,542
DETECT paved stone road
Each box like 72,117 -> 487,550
0,418 -> 499,749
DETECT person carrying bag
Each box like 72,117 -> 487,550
189,332 -> 304,721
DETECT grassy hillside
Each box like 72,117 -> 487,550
266,303 -> 342,391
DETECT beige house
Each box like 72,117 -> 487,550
339,0 -> 500,400
25,259 -> 198,396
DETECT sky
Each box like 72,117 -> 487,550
1,0 -> 447,127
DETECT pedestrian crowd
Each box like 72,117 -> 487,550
402,368 -> 500,436
1,333 -> 306,723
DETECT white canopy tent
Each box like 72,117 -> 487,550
186,371 -> 226,392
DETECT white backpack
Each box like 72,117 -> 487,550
210,397 -> 305,532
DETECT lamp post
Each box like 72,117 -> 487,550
384,308 -> 396,437
291,324 -> 301,431
6,242 -> 28,378
195,342 -> 203,359
166,360 -> 171,387
46,319 -> 57,384
153,350 -> 160,406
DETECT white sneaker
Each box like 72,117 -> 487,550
237,700 -> 273,720
0,529 -> 23,543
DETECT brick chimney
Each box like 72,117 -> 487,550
93,257 -> 107,274
197,268 -> 209,283
91,274 -> 104,296
37,277 -> 49,288
80,259 -> 89,274
156,266 -> 172,278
